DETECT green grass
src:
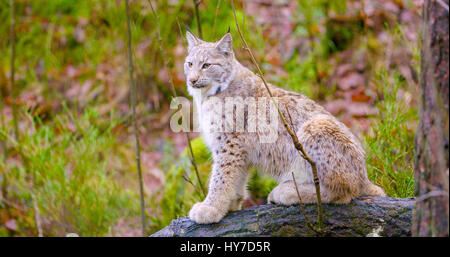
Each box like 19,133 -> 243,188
364,70 -> 417,198
0,108 -> 140,236
148,136 -> 212,231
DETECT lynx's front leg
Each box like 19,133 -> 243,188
189,138 -> 248,224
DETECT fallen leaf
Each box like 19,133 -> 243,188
5,219 -> 18,231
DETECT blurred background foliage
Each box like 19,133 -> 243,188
0,0 -> 421,236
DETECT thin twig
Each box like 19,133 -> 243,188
230,0 -> 324,229
246,0 -> 289,6
176,18 -> 185,44
291,172 -> 320,234
287,110 -> 322,234
285,108 -> 306,160
125,0 -> 146,236
0,75 -> 6,158
185,132 -> 206,197
183,173 -> 203,198
193,0 -> 203,38
9,0 -> 28,186
10,0 -> 19,142
436,0 -> 449,12
1,10 -> 7,156
307,28 -> 322,87
147,0 -> 206,197
32,194 -> 43,237
213,0 -> 222,38
415,190 -> 449,202
0,194 -> 26,212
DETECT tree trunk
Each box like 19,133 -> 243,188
151,197 -> 414,237
413,0 -> 449,237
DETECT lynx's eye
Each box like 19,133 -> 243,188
187,62 -> 193,68
202,63 -> 211,69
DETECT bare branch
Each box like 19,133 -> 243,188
213,0 -> 222,38
183,173 -> 203,198
415,190 -> 449,203
147,0 -> 206,197
125,0 -> 147,236
436,0 -> 449,12
10,0 -> 19,142
193,0 -> 203,38
230,0 -> 324,229
291,172 -> 320,234
32,194 -> 43,237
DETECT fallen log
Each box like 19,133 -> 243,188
151,196 -> 414,237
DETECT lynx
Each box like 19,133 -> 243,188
184,31 -> 386,224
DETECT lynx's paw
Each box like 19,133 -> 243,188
189,202 -> 226,224
267,182 -> 299,205
229,196 -> 244,211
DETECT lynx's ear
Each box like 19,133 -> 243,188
186,30 -> 202,52
215,33 -> 233,56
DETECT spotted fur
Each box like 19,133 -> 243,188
184,31 -> 386,224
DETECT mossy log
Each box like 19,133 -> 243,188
151,196 -> 414,237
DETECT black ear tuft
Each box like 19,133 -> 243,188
227,26 -> 230,33
186,26 -> 191,33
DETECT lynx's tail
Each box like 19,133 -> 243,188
362,181 -> 386,197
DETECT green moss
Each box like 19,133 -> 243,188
272,225 -> 300,237
352,218 -> 371,235
247,223 -> 260,232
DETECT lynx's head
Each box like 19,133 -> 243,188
184,31 -> 235,96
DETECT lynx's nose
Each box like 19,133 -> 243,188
190,78 -> 198,85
